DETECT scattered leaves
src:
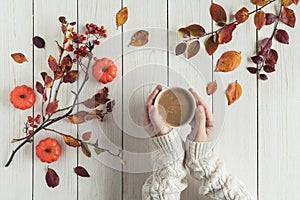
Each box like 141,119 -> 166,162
11,53 -> 28,64
235,7 -> 249,24
81,143 -> 91,158
82,132 -> 92,141
280,7 -> 296,28
187,40 -> 200,59
129,30 -> 149,47
63,70 -> 78,83
116,7 -> 128,27
215,51 -> 242,72
226,80 -> 242,105
63,135 -> 81,147
175,42 -> 187,56
210,3 -> 227,26
254,11 -> 266,30
205,35 -> 219,55
178,28 -> 190,38
45,101 -> 59,115
206,80 -> 218,95
33,36 -> 45,48
275,29 -> 289,44
45,168 -> 59,188
218,23 -> 237,44
185,24 -> 206,37
74,166 -> 90,177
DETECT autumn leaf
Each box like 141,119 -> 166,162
41,72 -> 53,88
260,37 -> 272,53
106,100 -> 115,113
61,55 -> 73,72
74,166 -> 90,177
45,101 -> 59,115
82,132 -> 92,141
254,11 -> 266,30
45,168 -> 59,188
210,3 -> 227,26
251,0 -> 270,6
129,30 -> 149,47
280,7 -> 296,28
266,49 -> 278,65
251,55 -> 263,64
187,40 -> 200,59
33,36 -> 45,48
293,0 -> 299,5
185,24 -> 206,37
265,13 -> 277,25
282,0 -> 293,6
116,7 -> 128,27
218,23 -> 237,44
63,70 -> 78,83
234,7 -> 249,24
63,135 -> 81,147
259,74 -> 268,80
247,67 -> 259,74
263,65 -> 276,73
226,80 -> 242,105
68,111 -> 90,124
178,28 -> 190,38
58,16 -> 67,24
48,55 -> 59,72
275,29 -> 289,44
175,42 -> 187,56
215,51 -> 242,72
206,80 -> 218,95
11,53 -> 28,64
83,87 -> 110,109
205,35 -> 219,55
81,143 -> 91,158
36,81 -> 44,95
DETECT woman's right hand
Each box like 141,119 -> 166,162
188,88 -> 214,142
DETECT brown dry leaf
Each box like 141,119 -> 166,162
215,51 -> 242,72
11,53 -> 28,64
280,7 -> 296,28
178,28 -> 190,38
82,132 -> 92,141
175,42 -> 187,56
187,40 -> 200,59
45,101 -> 59,115
68,111 -> 89,124
205,35 -> 219,55
116,7 -> 128,28
74,166 -> 90,177
129,30 -> 149,47
63,70 -> 78,83
81,143 -> 91,158
218,23 -> 237,44
63,135 -> 81,147
235,7 -> 249,24
48,55 -> 59,72
185,24 -> 206,37
36,81 -> 44,95
226,80 -> 242,105
251,0 -> 270,6
254,11 -> 266,30
206,80 -> 218,95
282,0 -> 293,6
61,54 -> 73,72
45,168 -> 59,188
210,3 -> 227,26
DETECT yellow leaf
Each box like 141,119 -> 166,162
226,80 -> 242,105
215,51 -> 242,72
11,53 -> 28,64
116,7 -> 128,27
282,0 -> 293,6
251,0 -> 270,6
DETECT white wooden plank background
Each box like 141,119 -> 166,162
1,0 -> 300,199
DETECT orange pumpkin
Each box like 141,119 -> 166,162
10,85 -> 36,110
92,57 -> 117,84
36,138 -> 62,163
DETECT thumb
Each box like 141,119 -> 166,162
195,105 -> 206,135
148,105 -> 169,135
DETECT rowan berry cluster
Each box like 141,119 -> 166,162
25,114 -> 41,135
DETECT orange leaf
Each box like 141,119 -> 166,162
218,23 -> 237,44
215,51 -> 242,72
45,101 -> 59,115
116,7 -> 128,27
254,11 -> 266,30
282,0 -> 293,6
206,80 -> 218,95
63,135 -> 81,147
210,3 -> 227,26
280,7 -> 296,28
235,7 -> 249,24
205,35 -> 219,55
251,0 -> 270,6
178,28 -> 190,38
11,53 -> 28,64
185,24 -> 206,37
82,132 -> 92,141
226,80 -> 242,105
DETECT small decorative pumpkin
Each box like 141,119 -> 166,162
92,57 -> 117,84
36,138 -> 62,163
10,85 -> 36,110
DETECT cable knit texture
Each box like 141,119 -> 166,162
142,129 -> 187,200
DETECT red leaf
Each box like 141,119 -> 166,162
293,0 -> 299,5
206,80 -> 218,95
235,7 -> 249,24
265,13 -> 277,25
263,65 -> 276,73
83,87 -> 110,109
11,53 -> 28,64
36,81 -> 44,95
218,23 -> 237,44
254,11 -> 266,30
267,49 -> 278,64
46,101 -> 59,115
33,36 -> 45,48
45,168 -> 59,188
74,166 -> 90,177
251,55 -> 263,64
48,55 -> 59,72
63,70 -> 78,83
210,3 -> 227,26
205,35 -> 219,55
82,132 -> 92,141
185,24 -> 206,37
260,38 -> 272,53
280,7 -> 296,28
274,29 -> 289,44
259,74 -> 268,80
247,67 -> 259,74
40,72 -> 53,88
61,55 -> 73,72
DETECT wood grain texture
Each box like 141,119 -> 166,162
33,0 -> 77,199
0,0 -> 33,199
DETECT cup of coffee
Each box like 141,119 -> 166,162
154,87 -> 196,127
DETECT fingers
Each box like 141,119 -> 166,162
144,85 -> 162,126
191,105 -> 208,142
148,105 -> 171,136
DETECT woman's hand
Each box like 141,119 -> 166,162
188,88 -> 213,142
143,85 -> 172,137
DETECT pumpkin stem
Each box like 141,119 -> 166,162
20,94 -> 25,99
45,148 -> 51,153
102,67 -> 107,72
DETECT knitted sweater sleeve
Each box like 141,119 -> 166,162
185,139 -> 253,200
142,129 -> 188,200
